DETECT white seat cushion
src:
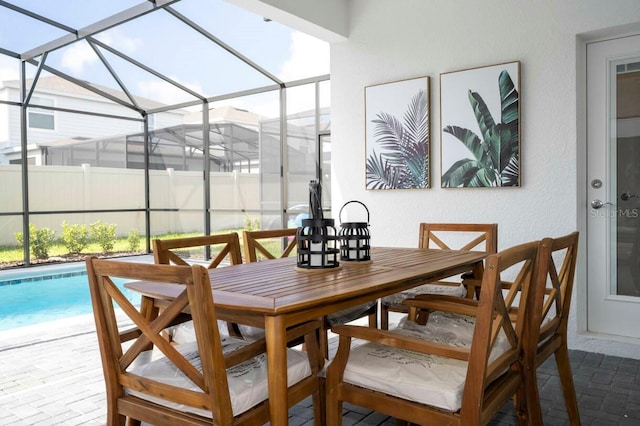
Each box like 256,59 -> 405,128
167,320 -> 266,343
382,282 -> 466,308
127,336 -> 311,417
341,311 -> 510,412
167,320 -> 229,343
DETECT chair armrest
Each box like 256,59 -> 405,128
412,293 -> 480,306
331,324 -> 469,361
406,294 -> 519,322
403,295 -> 480,317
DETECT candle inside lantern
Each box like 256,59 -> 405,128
310,242 -> 324,266
348,239 -> 358,260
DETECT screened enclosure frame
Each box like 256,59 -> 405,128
0,0 -> 331,267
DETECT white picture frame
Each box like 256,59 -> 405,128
365,76 -> 430,190
440,61 -> 520,188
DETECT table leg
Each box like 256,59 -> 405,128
265,315 -> 288,425
464,260 -> 485,299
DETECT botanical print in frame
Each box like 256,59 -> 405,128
365,76 -> 430,190
440,61 -> 520,188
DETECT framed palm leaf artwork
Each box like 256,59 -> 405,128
440,61 -> 520,188
365,76 -> 430,190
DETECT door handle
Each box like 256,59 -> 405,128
591,199 -> 615,209
620,192 -> 637,201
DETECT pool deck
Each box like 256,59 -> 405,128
1,259 -> 640,424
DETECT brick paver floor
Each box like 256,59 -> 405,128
1,313 -> 640,425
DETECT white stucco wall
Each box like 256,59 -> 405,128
209,0 -> 640,357
326,0 -> 640,358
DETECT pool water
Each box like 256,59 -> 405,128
0,268 -> 140,331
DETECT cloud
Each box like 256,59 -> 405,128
60,41 -> 97,74
136,77 -> 203,106
60,32 -> 142,75
102,31 -> 141,55
279,31 -> 330,81
247,31 -> 330,117
128,30 -> 330,115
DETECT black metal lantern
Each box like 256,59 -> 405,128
338,200 -> 371,262
296,181 -> 340,269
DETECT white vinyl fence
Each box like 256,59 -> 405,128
0,164 -> 262,245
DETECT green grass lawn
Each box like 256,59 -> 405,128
0,230 -> 288,267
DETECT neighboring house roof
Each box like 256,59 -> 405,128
185,105 -> 267,128
37,137 -> 93,147
1,75 -> 181,113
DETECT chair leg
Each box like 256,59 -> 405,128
380,304 -> 390,330
517,353 -> 543,425
513,376 -> 534,425
107,410 -> 126,426
368,307 -> 378,328
326,388 -> 343,426
313,378 -> 326,426
555,344 -> 581,425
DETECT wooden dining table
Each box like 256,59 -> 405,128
125,246 -> 487,425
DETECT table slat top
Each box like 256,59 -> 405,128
125,247 -> 486,314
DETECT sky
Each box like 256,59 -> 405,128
0,0 -> 330,117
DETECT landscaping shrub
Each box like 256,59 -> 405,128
127,229 -> 142,252
91,221 -> 117,253
244,215 -> 260,231
61,221 -> 90,254
14,224 -> 56,259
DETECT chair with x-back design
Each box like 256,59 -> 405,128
86,256 -> 324,425
326,238 -> 547,425
379,223 -> 498,329
152,233 -> 249,340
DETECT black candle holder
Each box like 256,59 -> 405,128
296,180 -> 340,269
296,218 -> 340,269
338,200 -> 371,262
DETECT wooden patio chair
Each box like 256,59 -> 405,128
86,256 -> 324,425
326,238 -> 548,425
403,232 -> 580,424
152,233 -> 249,340
520,231 -> 580,425
153,233 -> 242,269
379,223 -> 498,329
242,227 -> 298,262
242,228 -> 378,356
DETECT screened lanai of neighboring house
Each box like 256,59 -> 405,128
0,0 -> 331,268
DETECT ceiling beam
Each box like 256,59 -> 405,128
226,0 -> 348,42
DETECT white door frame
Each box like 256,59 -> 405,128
574,28 -> 640,356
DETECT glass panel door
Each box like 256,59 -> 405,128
587,34 -> 640,339
613,61 -> 640,297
